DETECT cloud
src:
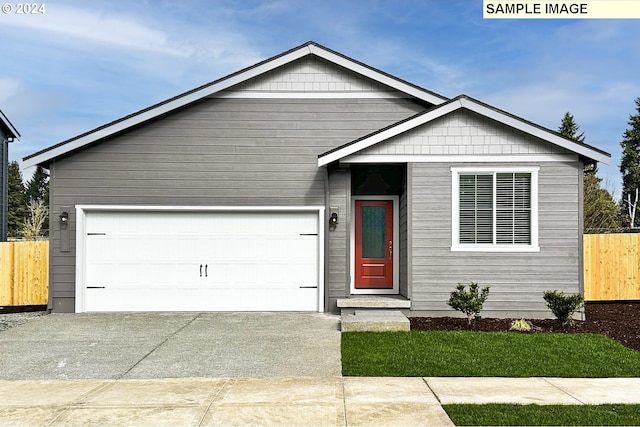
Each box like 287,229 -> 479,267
0,78 -> 23,105
0,4 -> 187,56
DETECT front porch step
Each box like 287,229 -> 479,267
336,295 -> 411,310
341,310 -> 410,332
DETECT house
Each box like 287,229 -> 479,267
0,110 -> 20,242
24,42 -> 610,317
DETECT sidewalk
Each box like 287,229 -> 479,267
1,377 -> 640,426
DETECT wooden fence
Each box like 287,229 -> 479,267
584,233 -> 640,301
0,241 -> 49,306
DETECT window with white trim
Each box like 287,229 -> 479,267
452,167 -> 539,252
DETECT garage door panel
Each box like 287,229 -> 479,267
86,287 -> 319,312
82,210 -> 320,312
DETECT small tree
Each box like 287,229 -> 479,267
543,290 -> 584,326
25,165 -> 49,232
558,113 -> 619,232
583,173 -> 620,232
21,199 -> 48,240
447,282 -> 490,324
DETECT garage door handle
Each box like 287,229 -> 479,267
205,264 -> 208,277
200,264 -> 203,277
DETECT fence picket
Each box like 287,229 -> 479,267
584,233 -> 640,301
0,241 -> 49,306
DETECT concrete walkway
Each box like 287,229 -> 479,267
2,377 -> 640,426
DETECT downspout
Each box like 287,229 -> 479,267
322,165 -> 330,313
578,159 -> 585,320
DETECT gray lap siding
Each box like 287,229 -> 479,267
409,161 -> 582,319
48,97 -> 424,312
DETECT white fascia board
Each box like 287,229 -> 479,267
318,99 -> 462,166
24,47 -> 311,169
308,45 -> 447,105
459,98 -> 611,165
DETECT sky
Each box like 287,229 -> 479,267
1,0 -> 639,198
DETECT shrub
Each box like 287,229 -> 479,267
543,290 -> 584,325
447,282 -> 490,324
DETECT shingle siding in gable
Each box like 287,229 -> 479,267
48,97 -> 425,312
360,110 -> 575,157
223,56 -> 406,94
408,161 -> 581,319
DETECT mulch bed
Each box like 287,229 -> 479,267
410,302 -> 640,352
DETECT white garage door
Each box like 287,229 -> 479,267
80,210 -> 320,312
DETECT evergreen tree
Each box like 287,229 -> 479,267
619,98 -> 640,228
558,112 -> 596,175
558,112 -> 619,232
7,161 -> 26,237
558,112 -> 585,143
25,165 -> 49,232
25,166 -> 49,203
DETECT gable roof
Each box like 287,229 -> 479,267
0,110 -> 20,142
23,41 -> 448,168
318,95 -> 611,166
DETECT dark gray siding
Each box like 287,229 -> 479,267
0,129 -> 7,241
49,97 -> 425,312
399,186 -> 408,297
409,161 -> 582,319
327,167 -> 350,311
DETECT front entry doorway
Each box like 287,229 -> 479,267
352,196 -> 399,294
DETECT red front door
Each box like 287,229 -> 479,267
355,200 -> 394,289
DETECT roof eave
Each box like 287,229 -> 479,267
457,97 -> 611,165
0,110 -> 20,141
318,96 -> 611,167
24,41 -> 448,168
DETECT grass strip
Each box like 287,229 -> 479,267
342,331 -> 640,377
443,404 -> 640,426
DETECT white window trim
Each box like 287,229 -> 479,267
451,167 -> 540,252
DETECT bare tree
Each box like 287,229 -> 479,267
21,199 -> 48,240
627,188 -> 638,229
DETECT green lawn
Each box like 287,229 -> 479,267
443,404 -> 640,426
341,331 -> 640,377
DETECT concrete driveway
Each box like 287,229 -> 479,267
0,312 -> 341,380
